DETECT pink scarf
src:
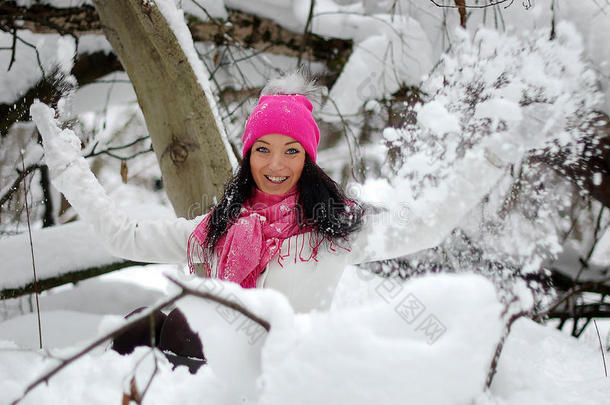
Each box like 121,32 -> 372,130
187,186 -> 317,288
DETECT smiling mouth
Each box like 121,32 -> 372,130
265,175 -> 288,184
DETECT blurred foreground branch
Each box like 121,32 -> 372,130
10,275 -> 270,405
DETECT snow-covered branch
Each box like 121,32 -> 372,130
0,1 -> 352,64
9,275 -> 270,405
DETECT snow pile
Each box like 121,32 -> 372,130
2,272 -> 608,404
257,273 -> 503,404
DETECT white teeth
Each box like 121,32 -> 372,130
266,175 -> 287,183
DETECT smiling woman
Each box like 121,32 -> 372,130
249,134 -> 306,195
31,69 -> 510,375
189,85 -> 365,291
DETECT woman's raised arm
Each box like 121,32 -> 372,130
31,102 -> 204,264
345,100 -> 557,265
345,147 -> 506,265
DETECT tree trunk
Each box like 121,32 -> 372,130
92,0 -> 234,218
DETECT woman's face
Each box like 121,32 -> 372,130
249,133 -> 306,195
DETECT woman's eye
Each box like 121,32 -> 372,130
255,146 -> 269,153
285,148 -> 299,155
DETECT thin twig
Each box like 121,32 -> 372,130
138,351 -> 159,401
534,275 -> 610,320
550,0 -> 556,40
190,0 -> 225,26
0,164 -> 41,208
122,349 -> 160,404
20,153 -> 42,350
84,135 -> 151,158
323,96 -> 366,183
10,293 -> 186,405
11,278 -> 272,404
297,0 -> 316,68
429,0 -> 514,9
573,205 -> 606,284
8,26 -> 17,71
0,23 -> 46,76
86,146 -> 153,161
594,319 -> 608,377
485,310 -> 529,389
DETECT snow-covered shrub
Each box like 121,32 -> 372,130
365,22 -> 605,312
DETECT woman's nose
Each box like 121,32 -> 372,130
268,153 -> 285,171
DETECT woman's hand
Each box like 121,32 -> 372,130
30,101 -> 83,178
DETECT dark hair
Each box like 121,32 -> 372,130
202,151 -> 365,257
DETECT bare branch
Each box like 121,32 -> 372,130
297,0 -> 316,68
20,152 -> 43,350
485,309 -> 529,389
548,303 -> 610,319
0,260 -> 148,300
0,51 -> 122,137
594,320 -> 608,377
534,274 -> 610,320
0,2 -> 352,66
122,350 -> 160,404
454,0 -> 467,28
0,164 -> 41,208
85,135 -> 152,160
7,25 -> 17,71
9,292 -> 186,405
165,275 -> 271,332
10,276 -> 271,404
0,23 -> 46,76
429,0 -> 515,9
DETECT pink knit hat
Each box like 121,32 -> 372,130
242,94 -> 320,162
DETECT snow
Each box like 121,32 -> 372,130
70,72 -> 138,114
0,166 -> 180,291
0,310 -> 116,350
2,1 -> 610,404
487,319 -> 610,405
320,16 -> 433,121
1,271 -> 608,404
182,0 -> 228,20
55,36 -> 76,75
417,100 -> 461,135
0,221 -> 123,291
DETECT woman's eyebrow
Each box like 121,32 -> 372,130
254,140 -> 300,146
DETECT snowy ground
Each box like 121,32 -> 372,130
1,266 -> 608,405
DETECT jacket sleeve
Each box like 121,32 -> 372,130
49,155 -> 206,264
345,148 -> 506,265
29,101 -> 205,264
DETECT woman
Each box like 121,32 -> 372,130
30,71 -> 509,372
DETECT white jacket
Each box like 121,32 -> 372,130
46,144 -> 504,313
